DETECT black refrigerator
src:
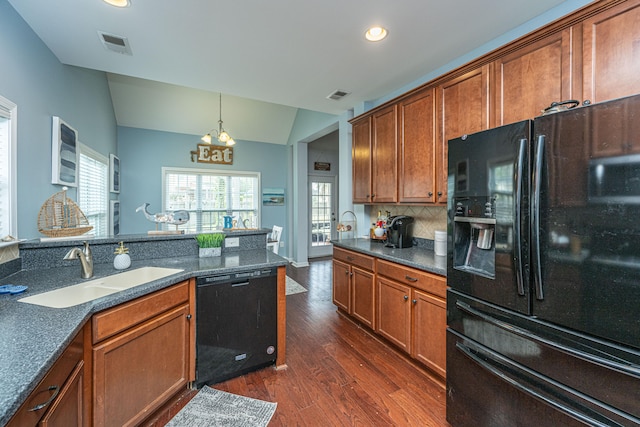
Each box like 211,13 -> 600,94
446,94 -> 640,427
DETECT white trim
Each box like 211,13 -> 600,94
0,94 -> 18,238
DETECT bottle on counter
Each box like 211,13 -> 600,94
113,241 -> 131,270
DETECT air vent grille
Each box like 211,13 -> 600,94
326,90 -> 350,101
98,31 -> 133,55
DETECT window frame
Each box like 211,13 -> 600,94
0,95 -> 18,240
162,166 -> 262,233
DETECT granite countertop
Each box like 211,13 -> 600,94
332,238 -> 447,277
0,249 -> 287,426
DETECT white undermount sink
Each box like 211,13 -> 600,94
18,266 -> 184,309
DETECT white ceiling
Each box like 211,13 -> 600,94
8,0 -> 572,144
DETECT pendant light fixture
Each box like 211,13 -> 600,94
202,93 -> 236,146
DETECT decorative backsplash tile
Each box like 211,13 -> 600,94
369,205 -> 447,240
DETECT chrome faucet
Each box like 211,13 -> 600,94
64,241 -> 94,278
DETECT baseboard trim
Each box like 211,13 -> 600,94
291,260 -> 310,268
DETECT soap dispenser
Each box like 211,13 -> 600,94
113,241 -> 131,270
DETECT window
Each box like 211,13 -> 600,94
163,167 -> 260,233
78,145 -> 109,236
0,95 -> 17,239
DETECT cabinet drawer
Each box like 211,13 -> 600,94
92,280 -> 189,344
377,259 -> 446,298
333,247 -> 375,271
7,331 -> 83,427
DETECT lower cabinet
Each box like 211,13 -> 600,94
376,260 -> 447,379
7,330 -> 84,427
332,247 -> 376,329
91,280 -> 193,427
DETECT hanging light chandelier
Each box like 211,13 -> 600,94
201,93 -> 236,146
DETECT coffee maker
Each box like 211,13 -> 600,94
385,215 -> 415,248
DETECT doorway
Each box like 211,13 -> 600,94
309,175 -> 336,258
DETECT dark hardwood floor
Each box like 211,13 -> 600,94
147,256 -> 449,426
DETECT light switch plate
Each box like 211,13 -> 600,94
225,237 -> 239,248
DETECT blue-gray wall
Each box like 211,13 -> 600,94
0,0 -> 117,240
117,127 -> 289,254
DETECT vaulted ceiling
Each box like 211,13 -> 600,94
8,0 -> 574,144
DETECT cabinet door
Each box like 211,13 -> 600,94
351,266 -> 375,329
412,290 -> 447,379
438,66 -> 490,204
39,361 -> 84,427
493,28 -> 576,127
377,277 -> 412,353
332,258 -> 351,312
582,0 -> 640,106
352,117 -> 372,203
371,105 -> 398,203
398,88 -> 437,203
93,304 -> 190,427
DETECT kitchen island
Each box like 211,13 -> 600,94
0,233 -> 287,426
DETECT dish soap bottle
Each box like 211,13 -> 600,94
113,241 -> 131,270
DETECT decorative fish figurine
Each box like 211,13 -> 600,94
136,203 -> 190,225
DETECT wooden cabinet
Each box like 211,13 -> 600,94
352,117 -> 372,203
91,280 -> 192,427
582,0 -> 640,105
371,105 -> 398,203
7,331 -> 84,427
493,27 -> 577,127
332,247 -> 376,329
398,87 -> 437,203
436,66 -> 491,204
376,259 -> 447,379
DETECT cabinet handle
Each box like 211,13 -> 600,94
186,314 -> 192,320
350,272 -> 354,277
428,192 -> 433,197
412,299 -> 417,304
346,256 -> 354,261
403,295 -> 409,301
437,191 -> 443,196
28,385 -> 59,412
344,270 -> 349,275
405,275 -> 418,282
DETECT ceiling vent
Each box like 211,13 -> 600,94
98,31 -> 133,55
326,90 -> 350,101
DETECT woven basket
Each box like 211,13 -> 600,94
37,189 -> 93,237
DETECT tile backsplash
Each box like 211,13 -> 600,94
369,205 -> 448,240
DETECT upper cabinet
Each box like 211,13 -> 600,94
352,117 -> 372,203
351,0 -> 640,205
398,87 -> 437,203
371,105 -> 398,203
437,66 -> 491,204
493,28 -> 577,126
582,0 -> 640,104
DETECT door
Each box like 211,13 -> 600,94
309,175 -> 336,258
447,120 -> 532,315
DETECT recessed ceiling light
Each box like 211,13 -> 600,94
365,26 -> 388,42
103,0 -> 130,7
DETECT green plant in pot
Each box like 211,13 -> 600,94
195,233 -> 225,257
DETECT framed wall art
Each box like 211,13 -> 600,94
51,116 -> 78,186
110,154 -> 120,193
110,200 -> 120,235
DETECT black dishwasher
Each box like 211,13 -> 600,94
195,267 -> 278,388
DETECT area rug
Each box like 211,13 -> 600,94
165,386 -> 277,427
285,275 -> 307,296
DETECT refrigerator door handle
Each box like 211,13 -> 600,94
455,339 -> 628,427
532,134 -> 545,300
456,300 -> 640,378
514,138 -> 527,296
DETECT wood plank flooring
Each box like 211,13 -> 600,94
147,257 -> 450,426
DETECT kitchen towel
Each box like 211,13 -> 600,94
165,386 -> 277,427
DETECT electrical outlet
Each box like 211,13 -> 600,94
280,241 -> 284,247
225,237 -> 239,248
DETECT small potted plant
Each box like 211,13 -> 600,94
195,233 -> 225,257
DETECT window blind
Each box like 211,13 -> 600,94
163,168 -> 260,233
78,146 -> 108,236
